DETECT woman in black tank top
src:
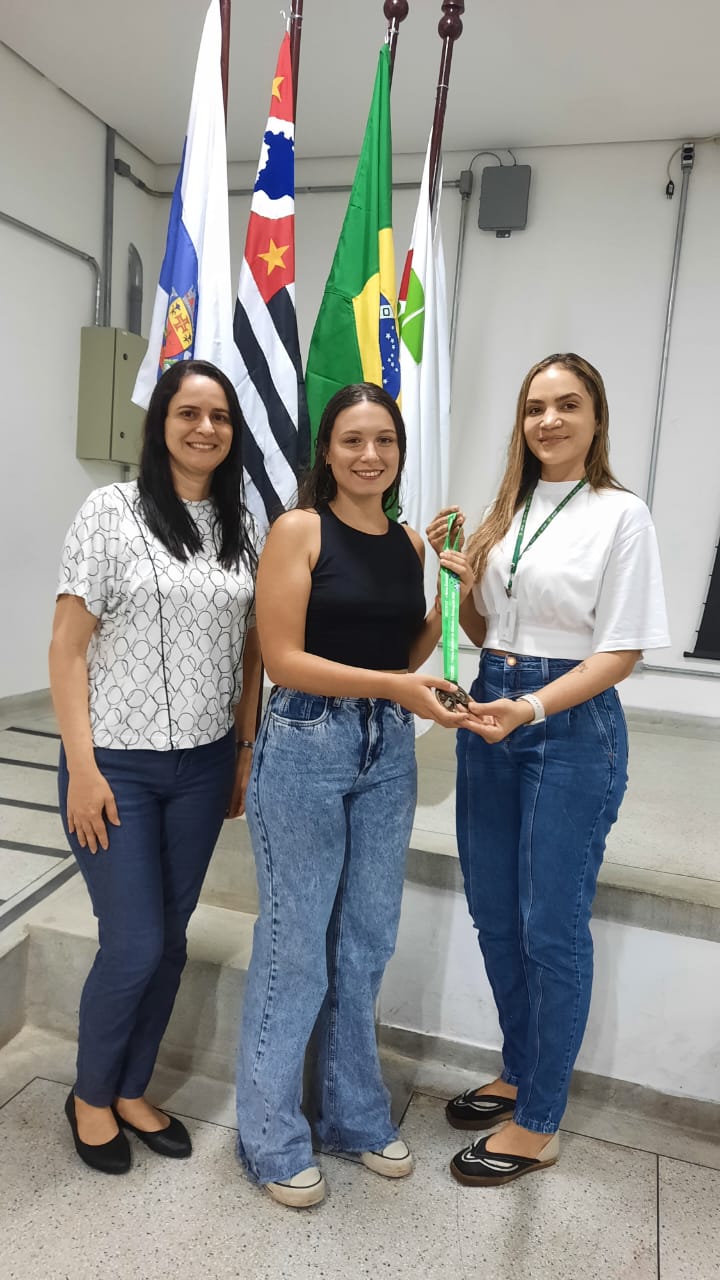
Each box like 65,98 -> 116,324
236,383 -> 474,1208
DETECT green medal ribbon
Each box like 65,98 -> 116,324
440,513 -> 462,684
506,478 -> 588,598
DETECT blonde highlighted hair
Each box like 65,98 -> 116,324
465,353 -> 623,582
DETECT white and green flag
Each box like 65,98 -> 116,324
398,134 -> 451,611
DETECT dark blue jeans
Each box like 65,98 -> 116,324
58,730 -> 235,1107
456,653 -> 628,1134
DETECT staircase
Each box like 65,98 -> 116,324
1,701 -> 719,1133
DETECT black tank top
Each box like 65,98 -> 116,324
304,506 -> 426,670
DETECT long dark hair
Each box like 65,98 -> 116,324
297,383 -> 407,515
137,360 -> 257,574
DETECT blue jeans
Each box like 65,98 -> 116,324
236,688 -> 417,1185
58,730 -> 235,1106
456,653 -> 628,1134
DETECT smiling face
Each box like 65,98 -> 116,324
523,364 -> 598,481
325,399 -> 401,502
164,374 -> 233,497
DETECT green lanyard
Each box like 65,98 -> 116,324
440,513 -> 462,682
506,478 -> 587,598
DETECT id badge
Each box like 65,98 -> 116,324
497,597 -> 519,647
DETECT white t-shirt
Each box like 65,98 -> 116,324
473,480 -> 670,660
57,481 -> 257,750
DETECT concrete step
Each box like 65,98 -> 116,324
1,704 -> 717,942
4,866 -> 720,1124
0,702 -> 717,1132
200,719 -> 720,944
204,803 -> 720,943
19,877 -> 254,1082
1,1021 -> 719,1178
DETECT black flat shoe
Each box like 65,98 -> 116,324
445,1089 -> 516,1130
450,1131 -> 559,1186
64,1091 -> 131,1175
113,1107 -> 192,1158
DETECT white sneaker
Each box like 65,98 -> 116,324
361,1139 -> 414,1179
265,1165 -> 326,1208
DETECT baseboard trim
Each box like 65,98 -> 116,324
377,1023 -> 720,1134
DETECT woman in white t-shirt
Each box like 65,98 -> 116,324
49,360 -> 260,1175
426,353 -> 669,1187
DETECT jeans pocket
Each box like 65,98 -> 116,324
614,690 -> 629,761
476,678 -> 503,703
388,701 -> 415,727
585,695 -> 615,758
269,691 -> 331,727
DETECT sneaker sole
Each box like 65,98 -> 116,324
265,1179 -> 326,1208
360,1152 -> 414,1179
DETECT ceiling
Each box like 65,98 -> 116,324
3,1 -> 719,164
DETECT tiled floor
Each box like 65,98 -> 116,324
0,1060 -> 718,1280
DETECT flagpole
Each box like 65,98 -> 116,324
384,0 -> 409,84
428,1 -> 465,212
219,0 -> 231,123
289,0 -> 304,116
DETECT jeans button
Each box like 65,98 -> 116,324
506,655 -> 517,667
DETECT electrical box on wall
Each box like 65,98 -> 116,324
478,164 -> 532,237
76,327 -> 147,465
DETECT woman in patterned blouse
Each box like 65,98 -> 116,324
50,360 -> 260,1175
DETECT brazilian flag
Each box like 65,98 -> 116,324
305,44 -> 400,450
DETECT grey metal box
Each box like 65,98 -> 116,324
478,164 -> 532,233
76,327 -> 147,464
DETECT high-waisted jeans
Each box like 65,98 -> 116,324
456,652 -> 628,1134
58,729 -> 235,1107
236,688 -> 417,1185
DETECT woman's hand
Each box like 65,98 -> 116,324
66,765 -> 120,853
426,507 -> 466,557
227,747 -> 253,819
463,696 -> 534,743
390,672 -> 473,728
438,548 -> 475,603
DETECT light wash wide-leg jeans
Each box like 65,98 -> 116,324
236,688 -> 416,1186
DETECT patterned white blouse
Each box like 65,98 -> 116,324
57,481 -> 257,751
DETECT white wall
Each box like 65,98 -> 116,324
223,141 -> 720,715
446,141 -> 720,715
380,881 -> 720,1103
3,42 -> 720,712
0,46 -> 156,699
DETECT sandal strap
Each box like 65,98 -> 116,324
453,1091 -> 515,1112
461,1135 -> 540,1175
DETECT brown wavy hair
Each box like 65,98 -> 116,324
465,353 -> 623,581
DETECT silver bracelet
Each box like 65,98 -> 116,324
518,693 -> 546,724
236,739 -> 255,751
